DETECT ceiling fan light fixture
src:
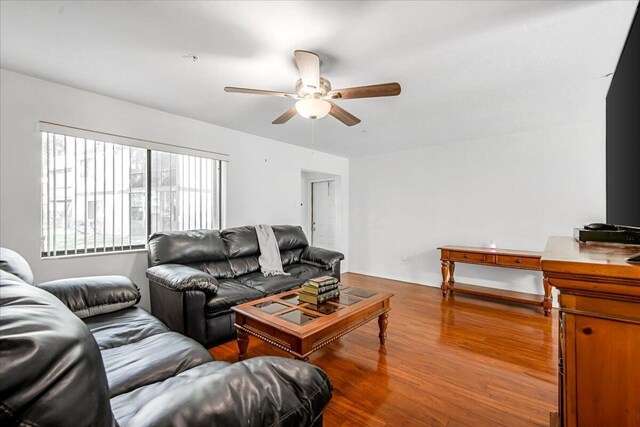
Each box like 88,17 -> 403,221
225,50 -> 400,126
295,98 -> 331,120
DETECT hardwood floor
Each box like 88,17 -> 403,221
209,273 -> 558,427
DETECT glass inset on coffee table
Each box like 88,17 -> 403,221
344,287 -> 378,299
304,303 -> 343,315
279,309 -> 318,325
278,293 -> 304,306
335,293 -> 362,306
255,301 -> 289,314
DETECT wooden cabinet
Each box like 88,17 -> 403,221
541,237 -> 640,427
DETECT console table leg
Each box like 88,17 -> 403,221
378,312 -> 389,345
237,329 -> 249,361
449,262 -> 456,294
543,275 -> 553,317
441,260 -> 450,297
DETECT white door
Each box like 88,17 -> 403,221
311,180 -> 336,249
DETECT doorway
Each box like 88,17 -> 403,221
311,180 -> 336,249
300,170 -> 340,251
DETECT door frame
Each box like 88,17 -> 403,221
310,178 -> 336,248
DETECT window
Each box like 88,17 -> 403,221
41,130 -> 225,257
150,151 -> 222,234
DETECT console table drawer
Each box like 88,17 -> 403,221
448,251 -> 491,263
496,255 -> 540,269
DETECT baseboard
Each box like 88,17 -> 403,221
345,269 -> 441,289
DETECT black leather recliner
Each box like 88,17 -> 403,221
146,225 -> 345,347
0,247 -> 332,426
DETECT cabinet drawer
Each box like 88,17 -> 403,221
496,255 -> 540,269
448,251 -> 490,263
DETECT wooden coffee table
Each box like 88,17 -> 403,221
232,285 -> 393,361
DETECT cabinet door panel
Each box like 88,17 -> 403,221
575,316 -> 640,427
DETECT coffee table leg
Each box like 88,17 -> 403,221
378,312 -> 389,345
237,329 -> 249,361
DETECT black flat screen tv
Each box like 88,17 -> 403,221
606,6 -> 640,230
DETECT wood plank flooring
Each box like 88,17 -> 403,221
209,273 -> 558,426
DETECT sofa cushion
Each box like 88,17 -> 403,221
84,307 -> 169,350
237,272 -> 305,295
110,361 -> 231,425
229,255 -> 261,277
195,259 -> 234,279
205,279 -> 264,313
222,226 -> 259,258
102,331 -> 212,397
38,275 -> 141,319
284,263 -> 328,281
0,247 -> 35,285
148,229 -> 228,266
272,225 -> 309,250
281,248 -> 304,266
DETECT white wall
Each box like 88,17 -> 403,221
0,70 -> 349,309
349,118 -> 605,299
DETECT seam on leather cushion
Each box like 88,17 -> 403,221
73,300 -> 137,319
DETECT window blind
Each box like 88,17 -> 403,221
40,125 -> 227,258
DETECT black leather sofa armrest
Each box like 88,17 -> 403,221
301,246 -> 345,269
146,264 -> 219,294
126,357 -> 332,427
37,275 -> 140,319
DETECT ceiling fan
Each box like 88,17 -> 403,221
224,50 -> 401,126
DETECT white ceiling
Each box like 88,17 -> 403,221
1,1 -> 637,158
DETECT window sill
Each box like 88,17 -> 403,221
41,247 -> 148,260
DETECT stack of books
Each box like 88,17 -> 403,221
298,276 -> 340,305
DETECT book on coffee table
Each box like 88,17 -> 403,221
301,283 -> 339,295
307,276 -> 339,287
299,288 -> 340,305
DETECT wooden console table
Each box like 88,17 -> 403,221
439,245 -> 552,316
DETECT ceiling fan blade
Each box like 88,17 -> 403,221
294,50 -> 320,93
326,82 -> 401,100
224,87 -> 298,99
272,106 -> 298,124
328,102 -> 361,126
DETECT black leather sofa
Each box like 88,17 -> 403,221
0,247 -> 332,426
146,225 -> 344,346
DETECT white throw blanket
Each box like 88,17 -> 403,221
256,224 -> 290,277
